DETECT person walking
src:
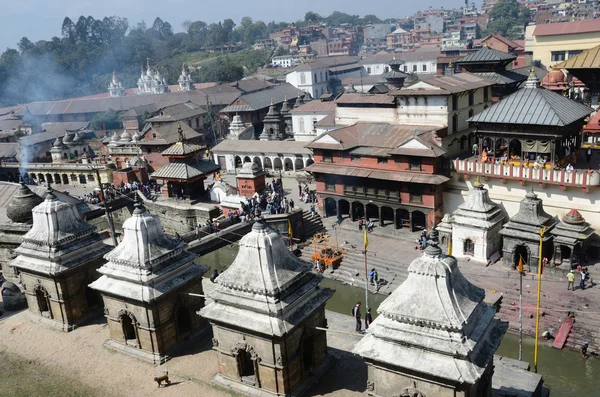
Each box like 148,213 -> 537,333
582,342 -> 589,358
365,308 -> 373,330
310,204 -> 316,218
369,268 -> 376,285
358,219 -> 364,231
567,270 -> 575,291
586,148 -> 592,164
580,268 -> 587,291
353,301 -> 362,333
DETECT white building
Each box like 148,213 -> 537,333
290,100 -> 336,142
396,49 -> 441,75
177,64 -> 194,91
286,62 -> 330,99
360,50 -> 393,75
272,54 -> 314,68
108,72 -> 125,97
137,60 -> 169,95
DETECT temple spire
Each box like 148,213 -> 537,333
525,68 -> 540,89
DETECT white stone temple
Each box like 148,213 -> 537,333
108,72 -> 125,97
448,177 -> 505,262
177,63 -> 194,91
89,200 -> 208,363
137,59 -> 169,94
11,186 -> 111,331
200,211 -> 334,396
354,230 -> 506,397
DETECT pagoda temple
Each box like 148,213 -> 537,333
354,230 -> 507,397
380,55 -> 409,90
150,124 -> 219,200
499,188 -> 558,270
550,209 -> 594,268
89,199 -> 209,363
200,210 -> 334,396
10,186 -> 111,331
456,45 -> 526,101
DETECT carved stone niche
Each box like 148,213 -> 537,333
394,388 -> 426,397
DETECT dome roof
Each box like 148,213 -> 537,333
72,131 -> 83,142
562,208 -> 586,225
62,133 -> 74,143
119,130 -> 132,142
132,131 -> 141,141
542,68 -> 568,91
6,183 -> 44,224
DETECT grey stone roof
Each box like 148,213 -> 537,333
456,46 -> 516,64
469,73 -> 593,127
150,160 -> 219,180
353,231 -> 506,384
89,203 -> 207,302
500,188 -> 558,242
0,143 -> 18,160
452,179 -> 506,229
11,188 -> 111,275
220,83 -> 304,113
200,220 -> 334,336
550,209 -> 594,246
6,183 -> 43,224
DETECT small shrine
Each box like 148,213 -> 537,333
550,209 -> 594,268
354,230 -> 507,397
200,210 -> 334,396
89,200 -> 209,363
259,100 -> 284,141
499,188 -> 557,271
236,162 -> 266,198
449,177 -> 505,262
293,92 -> 305,109
10,186 -> 111,331
108,72 -> 125,97
279,96 -> 293,137
228,113 -> 247,139
150,124 -> 219,200
177,63 -> 194,91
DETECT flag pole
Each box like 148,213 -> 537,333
363,228 -> 369,312
519,256 -> 523,361
533,226 -> 546,373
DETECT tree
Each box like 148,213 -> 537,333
304,11 -> 322,24
17,38 -> 35,53
89,108 -> 122,130
362,14 -> 382,24
485,0 -> 531,39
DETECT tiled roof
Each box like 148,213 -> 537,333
469,83 -> 592,127
139,122 -> 201,146
534,19 -> 600,36
554,44 -> 600,69
397,73 -> 493,95
456,46 -> 516,64
146,101 -> 206,123
212,139 -> 312,155
41,122 -> 89,133
360,50 -> 394,64
19,130 -> 68,146
291,56 -> 360,71
150,160 -> 219,180
335,93 -> 396,105
393,49 -> 441,62
290,101 -> 336,114
161,141 -> 206,156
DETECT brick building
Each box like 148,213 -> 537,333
305,123 -> 449,231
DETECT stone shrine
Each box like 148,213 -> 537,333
354,230 -> 507,397
177,63 -> 194,91
108,72 -> 125,97
89,200 -> 209,363
550,209 -> 594,268
260,100 -> 285,141
279,96 -> 293,137
200,211 -> 334,397
449,177 -> 505,262
10,186 -> 111,331
499,188 -> 557,271
236,162 -> 266,198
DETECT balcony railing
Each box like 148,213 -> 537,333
453,158 -> 600,188
343,185 -> 401,203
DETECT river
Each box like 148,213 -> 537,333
196,245 -> 600,396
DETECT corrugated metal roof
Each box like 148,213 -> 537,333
212,139 -> 312,154
161,141 -> 206,156
220,84 -> 303,113
146,102 -> 206,123
139,122 -> 201,145
469,84 -> 593,127
290,101 -> 336,114
0,143 -> 18,159
456,47 -> 515,64
474,71 -> 527,85
150,160 -> 219,180
0,118 -> 24,131
534,19 -> 600,37
554,44 -> 600,69
19,130 -> 67,146
329,64 -> 363,73
305,163 -> 449,185
396,73 -> 493,96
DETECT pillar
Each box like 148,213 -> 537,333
351,203 -> 356,222
292,158 -> 297,172
409,211 -> 414,233
271,157 -> 276,172
336,200 -> 342,221
394,209 -> 400,230
378,206 -> 384,227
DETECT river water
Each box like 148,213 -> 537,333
196,245 -> 599,396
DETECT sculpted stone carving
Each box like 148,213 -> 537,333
231,340 -> 260,362
276,356 -> 283,367
212,338 -> 219,348
394,387 -> 425,397
366,380 -> 374,391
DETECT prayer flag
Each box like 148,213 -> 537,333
517,255 -> 525,273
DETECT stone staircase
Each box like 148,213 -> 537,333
301,210 -> 326,239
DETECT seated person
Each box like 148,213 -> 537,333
533,160 -> 540,169
495,158 -> 501,165
565,163 -> 574,173
588,168 -> 595,175
481,150 -> 488,163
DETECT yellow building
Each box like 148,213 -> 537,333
530,19 -> 600,69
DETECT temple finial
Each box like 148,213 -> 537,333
473,176 -> 483,189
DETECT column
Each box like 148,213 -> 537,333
292,158 -> 297,173
351,203 -> 356,222
409,211 -> 414,233
394,209 -> 400,230
271,157 -> 276,172
336,200 -> 342,221
378,206 -> 384,227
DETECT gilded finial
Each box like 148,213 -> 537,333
270,99 -> 275,105
473,175 -> 483,188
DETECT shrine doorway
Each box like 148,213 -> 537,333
176,307 -> 192,337
463,239 -> 475,256
514,245 -> 529,269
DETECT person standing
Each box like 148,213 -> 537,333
582,342 -> 589,358
310,204 -> 316,218
365,308 -> 373,330
586,148 -> 592,164
567,270 -> 575,291
353,301 -> 362,333
580,268 -> 587,291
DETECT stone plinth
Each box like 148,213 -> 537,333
236,162 -> 266,198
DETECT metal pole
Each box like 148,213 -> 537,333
93,167 -> 118,246
519,270 -> 523,361
534,226 -> 546,373
364,248 -> 369,312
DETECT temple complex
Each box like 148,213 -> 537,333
499,188 -> 557,270
200,211 -> 334,397
137,59 -> 169,94
455,45 -> 526,101
89,200 -> 209,363
108,72 -> 125,97
177,64 -> 194,91
550,209 -> 594,268
354,230 -> 507,397
10,186 -> 111,331
150,124 -> 219,200
446,177 -> 505,262
107,128 -> 146,170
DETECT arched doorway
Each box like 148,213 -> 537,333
62,174 -> 69,184
338,199 -> 350,219
176,306 -> 192,338
412,211 -> 426,231
243,156 -> 251,163
463,239 -> 475,256
253,156 -> 262,169
352,201 -> 364,221
46,174 -> 53,184
264,157 -> 273,169
306,158 -> 314,167
85,287 -> 100,309
235,156 -> 243,168
366,203 -> 379,222
238,350 -> 255,378
294,158 -> 304,171
38,174 -> 45,183
120,312 -> 137,345
495,138 -> 508,158
514,245 -> 529,269
273,157 -> 283,170
509,139 -> 522,159
54,174 -> 61,184
35,287 -> 51,318
468,133 -> 475,148
284,158 -> 293,171
396,209 -> 409,229
381,206 -> 394,226
324,197 -> 337,217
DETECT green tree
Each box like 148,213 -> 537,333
304,11 -> 322,24
485,0 -> 531,39
89,108 -> 122,130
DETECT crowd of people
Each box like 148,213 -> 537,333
298,182 -> 317,205
79,180 -> 159,204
